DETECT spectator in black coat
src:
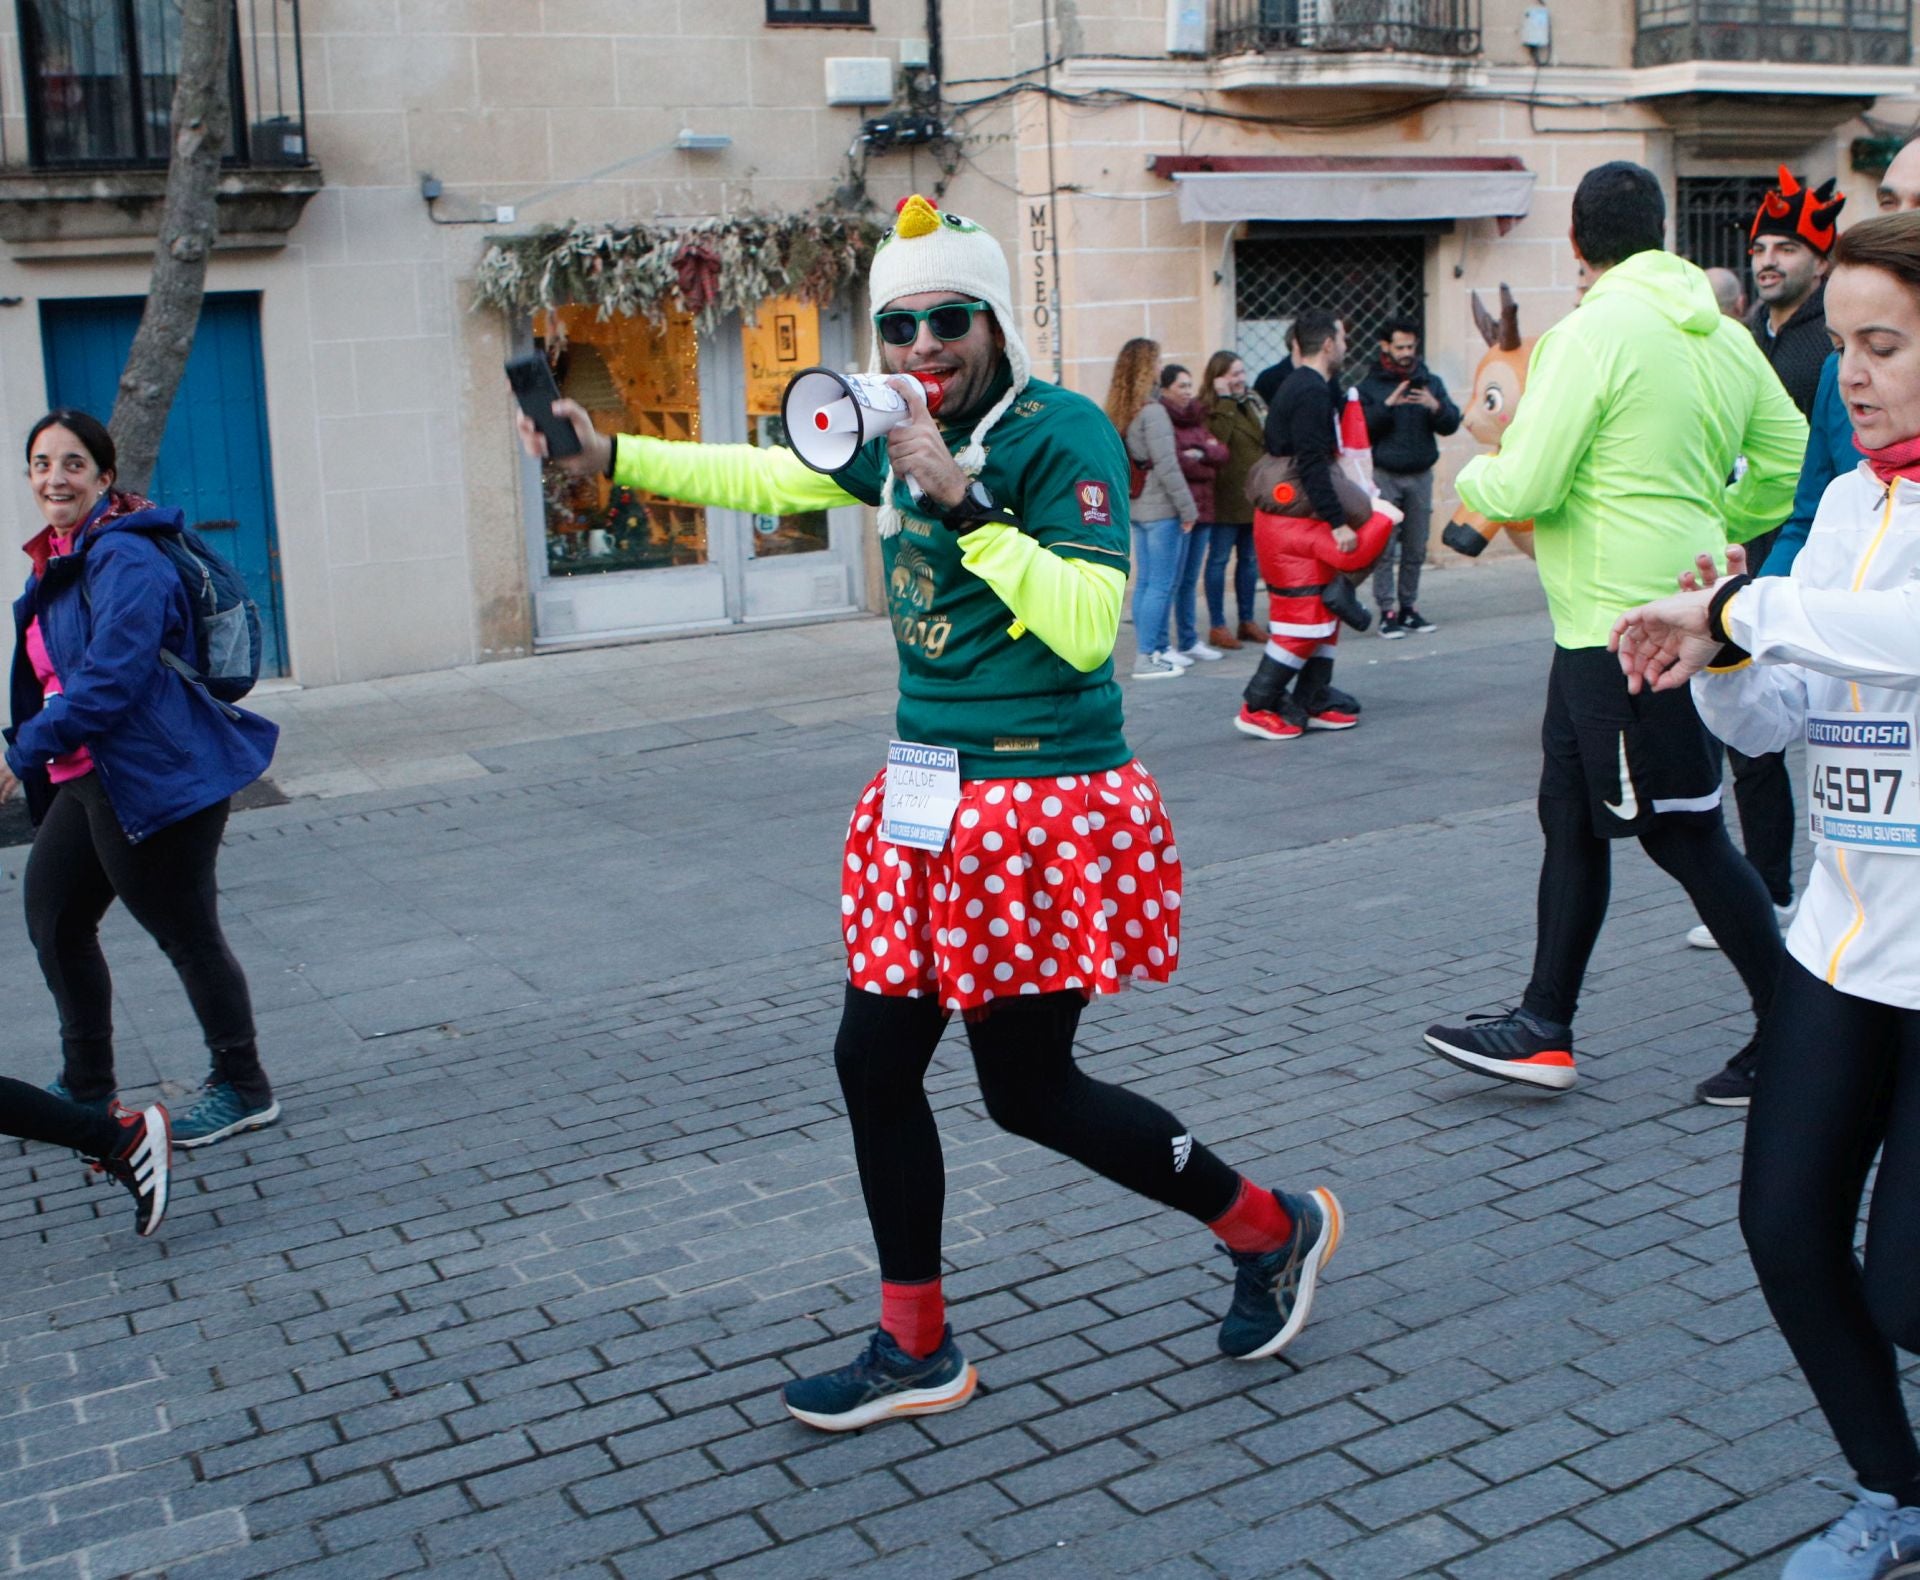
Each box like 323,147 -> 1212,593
1356,318 -> 1460,636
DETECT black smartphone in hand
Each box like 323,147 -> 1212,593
504,352 -> 583,459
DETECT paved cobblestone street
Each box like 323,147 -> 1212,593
0,558 -> 1896,1580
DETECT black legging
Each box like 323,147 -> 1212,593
24,773 -> 262,1105
834,987 -> 1243,1282
1521,793 -> 1783,1028
1724,527 -> 1795,911
1729,746 -> 1797,908
1742,958 -> 1920,1503
0,1073 -> 120,1157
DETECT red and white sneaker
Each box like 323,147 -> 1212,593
90,1104 -> 172,1238
1306,706 -> 1359,731
1234,704 -> 1304,741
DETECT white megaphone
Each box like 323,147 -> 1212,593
782,367 -> 946,476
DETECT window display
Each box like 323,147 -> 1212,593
538,305 -> 707,575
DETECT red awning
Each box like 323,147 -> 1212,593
1150,155 -> 1534,232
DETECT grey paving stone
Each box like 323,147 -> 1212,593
0,578 -> 1849,1580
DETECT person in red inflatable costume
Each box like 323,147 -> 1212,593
1234,459 -> 1398,740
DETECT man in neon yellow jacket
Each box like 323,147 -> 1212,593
1422,161 -> 1807,1105
519,195 -> 1348,1434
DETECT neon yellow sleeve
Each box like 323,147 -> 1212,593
1723,365 -> 1810,544
956,521 -> 1126,673
610,435 -> 862,514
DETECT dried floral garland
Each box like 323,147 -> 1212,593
473,209 -> 884,335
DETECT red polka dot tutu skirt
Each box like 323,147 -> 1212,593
841,758 -> 1182,1011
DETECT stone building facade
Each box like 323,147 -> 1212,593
0,0 -> 1913,683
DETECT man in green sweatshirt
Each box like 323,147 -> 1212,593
1422,161 -> 1806,1102
519,195 -> 1346,1434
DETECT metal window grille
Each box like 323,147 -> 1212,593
766,0 -> 871,22
18,0 -> 307,169
1214,0 -> 1481,57
1676,175 -> 1774,275
1233,234 -> 1427,387
1635,0 -> 1910,66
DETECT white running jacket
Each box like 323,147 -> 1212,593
1693,461 -> 1920,1010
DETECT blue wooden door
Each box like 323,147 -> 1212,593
40,293 -> 288,675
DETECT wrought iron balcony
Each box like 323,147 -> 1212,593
1,0 -> 319,255
1635,0 -> 1912,68
12,0 -> 311,170
1212,0 -> 1482,58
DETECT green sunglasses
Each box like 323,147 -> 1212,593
874,300 -> 992,347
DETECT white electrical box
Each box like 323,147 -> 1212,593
1166,0 -> 1207,55
825,57 -> 895,106
900,37 -> 931,68
1521,6 -> 1551,49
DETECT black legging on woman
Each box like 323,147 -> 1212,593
1742,957 -> 1920,1507
24,772 -> 264,1106
0,1073 -> 121,1155
835,986 -> 1244,1281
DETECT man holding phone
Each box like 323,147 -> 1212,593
1357,318 -> 1460,637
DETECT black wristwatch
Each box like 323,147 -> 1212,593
933,480 -> 1018,533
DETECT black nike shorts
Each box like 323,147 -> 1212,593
1539,645 -> 1724,840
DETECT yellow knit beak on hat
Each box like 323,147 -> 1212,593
894,194 -> 942,241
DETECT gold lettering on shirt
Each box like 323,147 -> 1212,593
993,736 -> 1041,753
893,612 -> 952,658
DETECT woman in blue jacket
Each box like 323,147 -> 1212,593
0,411 -> 280,1148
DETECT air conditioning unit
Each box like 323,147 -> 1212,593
825,57 -> 895,106
1167,0 -> 1207,55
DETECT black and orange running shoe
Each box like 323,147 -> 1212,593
1423,1009 -> 1577,1092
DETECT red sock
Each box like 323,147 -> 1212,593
880,1278 -> 946,1359
1208,1179 -> 1294,1254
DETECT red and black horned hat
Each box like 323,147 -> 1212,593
1750,165 -> 1845,256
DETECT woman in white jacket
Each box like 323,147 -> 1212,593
1613,210 -> 1920,1580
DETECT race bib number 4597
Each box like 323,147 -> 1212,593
1807,713 -> 1920,854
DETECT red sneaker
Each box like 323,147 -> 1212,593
1234,705 -> 1303,741
1306,707 -> 1359,731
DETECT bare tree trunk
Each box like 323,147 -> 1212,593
108,0 -> 233,494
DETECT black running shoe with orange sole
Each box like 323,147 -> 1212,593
1424,1009 -> 1577,1091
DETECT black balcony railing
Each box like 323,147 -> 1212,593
18,0 -> 309,170
1635,0 -> 1912,68
1213,0 -> 1482,58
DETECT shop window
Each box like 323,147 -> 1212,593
766,0 -> 871,22
741,299 -> 830,558
537,307 -> 708,576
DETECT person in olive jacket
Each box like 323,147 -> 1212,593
1200,351 -> 1267,650
1357,319 -> 1460,636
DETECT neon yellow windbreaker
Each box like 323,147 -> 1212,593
1456,250 -> 1808,649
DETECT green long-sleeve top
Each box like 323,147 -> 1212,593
1455,249 -> 1808,650
611,370 -> 1133,777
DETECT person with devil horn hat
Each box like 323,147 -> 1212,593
1748,165 -> 1845,416
514,194 -> 1346,1434
1680,169 -> 1850,1071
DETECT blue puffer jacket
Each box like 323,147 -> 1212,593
5,495 -> 278,843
